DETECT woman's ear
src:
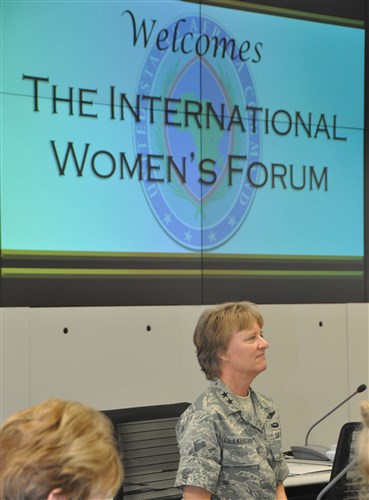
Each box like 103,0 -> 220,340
47,488 -> 67,500
217,351 -> 229,362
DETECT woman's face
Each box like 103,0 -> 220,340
222,320 -> 269,378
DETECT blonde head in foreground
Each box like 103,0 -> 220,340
358,400 -> 369,481
0,399 -> 123,500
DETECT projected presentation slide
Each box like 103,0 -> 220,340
1,0 -> 365,306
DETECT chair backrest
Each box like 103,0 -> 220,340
325,421 -> 369,500
102,402 -> 190,500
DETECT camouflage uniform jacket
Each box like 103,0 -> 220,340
175,379 -> 289,499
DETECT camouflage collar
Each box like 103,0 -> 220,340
213,379 -> 275,428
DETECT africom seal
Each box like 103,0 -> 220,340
134,13 -> 261,251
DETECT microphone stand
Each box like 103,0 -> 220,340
316,457 -> 357,500
290,384 -> 367,460
305,393 -> 358,445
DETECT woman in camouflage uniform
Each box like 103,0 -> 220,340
175,301 -> 289,499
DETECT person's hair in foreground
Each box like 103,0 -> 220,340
0,399 -> 123,500
194,300 -> 264,380
358,400 -> 369,480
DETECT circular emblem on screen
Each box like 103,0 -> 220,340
135,14 -> 261,251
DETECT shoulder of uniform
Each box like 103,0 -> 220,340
250,387 -> 275,409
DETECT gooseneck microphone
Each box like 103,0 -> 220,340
305,384 -> 367,445
291,384 -> 367,461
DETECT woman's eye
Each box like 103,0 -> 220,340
245,332 -> 264,343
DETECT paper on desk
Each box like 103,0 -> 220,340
287,461 -> 333,476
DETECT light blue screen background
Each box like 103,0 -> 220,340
1,0 -> 365,256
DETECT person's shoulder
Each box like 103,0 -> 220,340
179,384 -> 225,422
250,387 -> 275,408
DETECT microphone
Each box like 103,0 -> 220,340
291,384 -> 367,461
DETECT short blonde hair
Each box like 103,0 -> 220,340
358,400 -> 369,480
0,399 -> 123,500
193,301 -> 264,380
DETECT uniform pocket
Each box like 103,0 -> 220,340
222,441 -> 259,466
221,441 -> 261,493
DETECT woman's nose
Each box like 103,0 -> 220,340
259,337 -> 269,349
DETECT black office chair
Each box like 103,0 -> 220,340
318,421 -> 369,500
102,402 -> 190,500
